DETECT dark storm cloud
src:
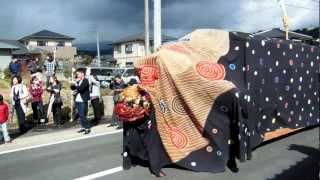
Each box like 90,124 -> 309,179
0,0 -> 318,43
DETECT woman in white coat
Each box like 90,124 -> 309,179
10,76 -> 28,134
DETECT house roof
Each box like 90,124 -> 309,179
20,29 -> 75,41
0,39 -> 23,50
252,28 -> 313,41
113,32 -> 176,44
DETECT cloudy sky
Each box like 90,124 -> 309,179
0,0 -> 318,43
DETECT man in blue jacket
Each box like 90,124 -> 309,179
9,58 -> 21,77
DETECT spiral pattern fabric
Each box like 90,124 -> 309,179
196,61 -> 226,80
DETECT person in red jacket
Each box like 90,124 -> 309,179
0,94 -> 11,143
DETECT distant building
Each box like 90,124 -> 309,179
19,29 -> 77,60
113,33 -> 175,67
0,40 -> 21,70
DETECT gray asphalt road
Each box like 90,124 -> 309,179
0,128 -> 319,180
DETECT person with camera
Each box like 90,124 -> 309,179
71,69 -> 91,134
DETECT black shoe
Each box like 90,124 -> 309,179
107,124 -> 115,127
84,129 -> 91,134
227,159 -> 239,173
77,129 -> 85,133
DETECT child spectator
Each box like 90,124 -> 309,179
0,94 -> 11,143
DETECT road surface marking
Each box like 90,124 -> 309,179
74,166 -> 123,180
0,129 -> 123,155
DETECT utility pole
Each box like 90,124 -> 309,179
96,31 -> 101,66
144,0 -> 150,55
277,0 -> 290,40
153,0 -> 162,51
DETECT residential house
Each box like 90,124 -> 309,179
19,29 -> 77,60
113,33 -> 175,67
0,40 -> 22,71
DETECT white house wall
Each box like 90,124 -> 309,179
113,41 -> 146,66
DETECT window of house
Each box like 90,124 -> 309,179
115,45 -> 121,53
37,41 -> 46,46
57,41 -> 65,47
125,62 -> 134,68
125,43 -> 133,54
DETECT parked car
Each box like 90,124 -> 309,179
78,67 -> 139,88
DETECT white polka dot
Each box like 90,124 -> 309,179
296,54 -> 299,58
277,112 -> 281,116
314,92 -> 317,96
310,61 -> 314,67
267,51 -> 271,56
289,44 -> 293,49
246,42 -> 250,47
307,99 -> 311,104
306,70 -> 310,75
123,152 -> 128,157
298,85 -> 302,91
299,77 -> 303,82
282,51 -> 286,56
301,108 -> 304,112
234,46 -> 240,51
279,96 -> 283,101
299,115 -> 302,121
290,111 -> 294,115
191,162 -> 197,167
293,94 -> 296,98
261,40 -> 266,46
262,115 -> 267,119
265,97 -> 269,102
317,56 -> 319,60
242,66 -> 246,71
301,47 -> 304,52
247,95 -> 251,102
295,124 -> 299,127
272,118 -> 276,124
309,113 -> 313,117
254,71 -> 258,76
275,61 -> 279,67
235,92 -> 240,98
252,49 -> 255,55
290,78 -> 294,83
283,69 -> 286,74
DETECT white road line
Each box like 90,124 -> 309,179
0,129 -> 123,155
74,166 -> 123,180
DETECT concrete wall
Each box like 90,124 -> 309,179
0,49 -> 12,70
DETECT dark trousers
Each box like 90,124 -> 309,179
31,101 -> 45,124
76,102 -> 90,129
15,103 -> 26,133
111,95 -> 122,127
52,103 -> 62,125
91,98 -> 101,123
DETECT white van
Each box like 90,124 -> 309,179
81,67 -> 139,88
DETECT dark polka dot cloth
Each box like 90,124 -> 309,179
219,32 -> 320,161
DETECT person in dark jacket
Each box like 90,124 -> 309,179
71,69 -> 91,134
109,74 -> 126,129
9,58 -> 21,77
47,76 -> 63,128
